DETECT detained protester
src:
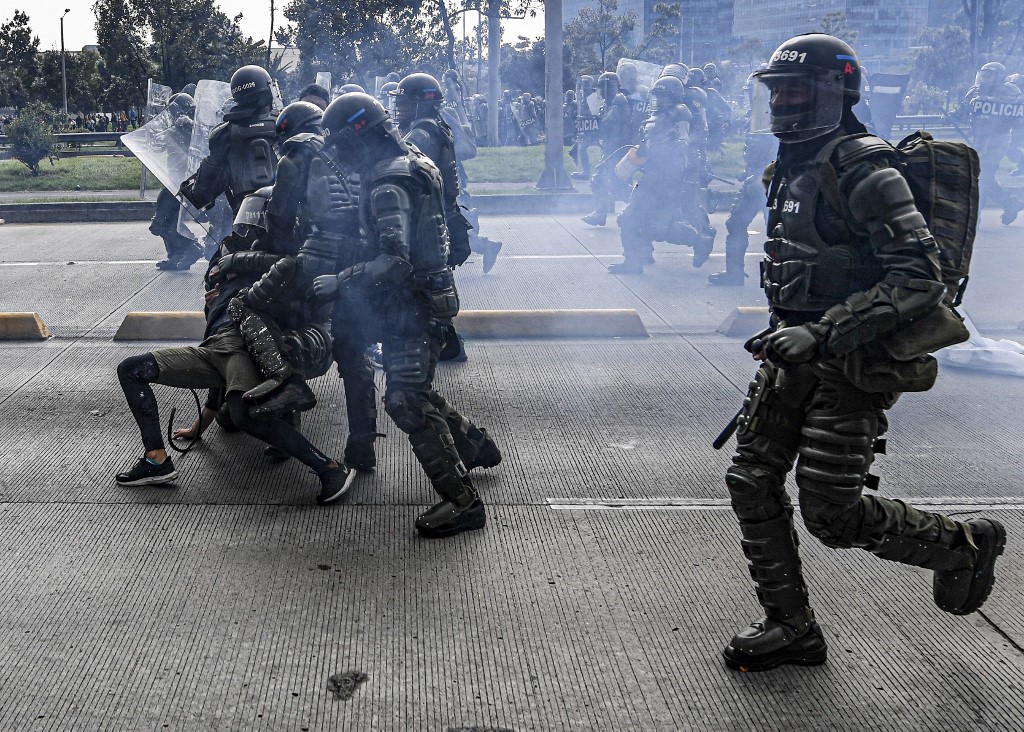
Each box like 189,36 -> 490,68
309,93 -> 498,538
114,190 -> 352,505
718,34 -> 1004,672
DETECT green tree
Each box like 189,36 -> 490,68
93,0 -> 152,111
909,25 -> 972,97
564,0 -> 636,76
31,50 -> 105,113
632,2 -> 682,65
6,101 -> 62,174
0,10 -> 40,108
499,36 -> 545,94
728,36 -> 770,72
819,11 -> 859,48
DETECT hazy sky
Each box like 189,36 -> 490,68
4,0 -> 545,52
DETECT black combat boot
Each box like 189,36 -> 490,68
463,428 -> 502,471
607,259 -> 644,275
723,511 -> 827,671
933,518 -> 1006,615
478,237 -> 503,274
416,475 -> 486,538
581,211 -> 607,226
173,242 -> 204,270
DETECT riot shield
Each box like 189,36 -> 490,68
616,58 -> 660,95
867,73 -> 910,139
316,72 -> 333,100
146,79 -> 173,123
189,79 -> 233,167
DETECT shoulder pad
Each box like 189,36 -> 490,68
411,118 -> 442,134
685,87 -> 708,103
208,121 -> 230,144
830,134 -> 894,171
281,132 -> 320,153
612,93 -> 629,107
369,154 -> 415,180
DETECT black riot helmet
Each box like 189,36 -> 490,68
598,71 -> 620,101
275,101 -> 322,139
751,33 -> 861,142
389,72 -> 444,126
231,186 -> 274,245
321,92 -> 402,173
687,67 -> 706,87
228,65 -> 274,117
377,81 -> 399,107
165,93 -> 195,120
650,76 -> 685,111
976,62 -> 1007,94
340,83 -> 365,94
660,63 -> 689,84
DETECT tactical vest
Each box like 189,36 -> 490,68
761,138 -> 887,314
226,116 -> 278,207
407,118 -> 460,208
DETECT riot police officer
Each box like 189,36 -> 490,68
957,62 -> 1023,225
570,75 -> 600,180
150,92 -> 204,270
708,70 -> 777,286
582,72 -> 633,227
180,65 -> 279,216
721,34 -> 1004,672
608,76 -> 701,274
310,93 -> 498,538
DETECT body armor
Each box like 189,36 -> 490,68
224,116 -> 278,207
599,93 -> 634,153
762,136 -> 889,314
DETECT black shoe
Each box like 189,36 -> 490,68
692,237 -> 714,269
156,258 -> 178,271
481,238 -> 503,274
248,376 -> 317,418
317,465 -> 356,505
344,434 -> 378,471
116,456 -> 178,486
934,518 -> 1006,615
174,244 -> 204,270
608,260 -> 644,275
464,429 -> 502,471
708,270 -> 746,286
439,333 -> 468,362
1001,202 -> 1023,226
581,212 -> 606,226
416,498 -> 486,538
570,171 -> 589,180
722,611 -> 828,672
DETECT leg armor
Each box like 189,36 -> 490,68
795,379 -> 972,571
227,297 -> 293,385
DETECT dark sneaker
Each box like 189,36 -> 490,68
581,212 -> 606,226
934,517 -> 1006,615
723,609 -> 827,672
481,238 -> 503,274
317,465 -> 357,505
708,270 -> 746,286
464,429 -> 502,471
116,456 -> 178,487
156,258 -> 178,270
248,376 -> 317,418
416,498 -> 486,538
608,260 -> 644,275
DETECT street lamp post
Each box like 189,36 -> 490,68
60,8 -> 70,119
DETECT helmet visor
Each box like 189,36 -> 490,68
751,68 -> 845,140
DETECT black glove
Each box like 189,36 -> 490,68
763,324 -> 828,364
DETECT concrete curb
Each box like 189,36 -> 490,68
112,309 -> 649,341
0,312 -> 51,339
717,306 -> 770,338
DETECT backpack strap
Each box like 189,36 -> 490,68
813,133 -> 892,212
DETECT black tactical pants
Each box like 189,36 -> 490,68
589,147 -> 631,217
979,145 -> 1021,213
379,299 -> 483,503
151,188 -> 198,259
722,173 -> 767,275
331,292 -> 378,445
617,181 -> 702,263
727,360 -> 966,619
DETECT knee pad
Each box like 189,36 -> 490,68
117,353 -> 159,385
725,466 -> 789,523
798,491 -> 864,549
384,389 -> 428,434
